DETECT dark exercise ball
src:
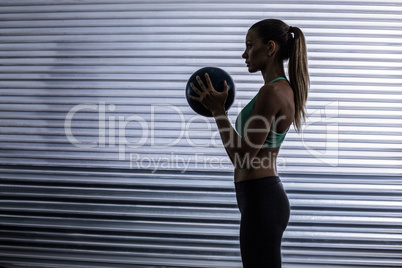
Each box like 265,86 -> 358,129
185,66 -> 235,117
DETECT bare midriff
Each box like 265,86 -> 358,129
234,146 -> 280,183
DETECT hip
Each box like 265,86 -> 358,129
235,175 -> 290,220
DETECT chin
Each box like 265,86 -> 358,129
247,66 -> 258,73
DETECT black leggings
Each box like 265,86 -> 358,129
235,176 -> 290,268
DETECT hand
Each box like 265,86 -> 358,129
189,73 -> 228,116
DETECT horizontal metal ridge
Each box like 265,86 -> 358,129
1,2 -> 402,12
0,234 -> 401,259
1,202 -> 401,221
0,245 -> 401,267
0,247 -> 242,268
0,165 -> 400,181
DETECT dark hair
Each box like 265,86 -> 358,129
250,19 -> 309,133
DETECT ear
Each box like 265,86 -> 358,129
266,40 -> 277,57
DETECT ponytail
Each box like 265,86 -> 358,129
288,26 -> 309,133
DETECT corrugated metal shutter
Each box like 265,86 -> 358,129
1,0 -> 401,267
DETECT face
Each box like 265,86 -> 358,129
242,28 -> 269,73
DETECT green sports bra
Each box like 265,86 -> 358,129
235,77 -> 289,148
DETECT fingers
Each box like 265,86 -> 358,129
189,94 -> 202,102
204,73 -> 213,90
190,73 -> 212,101
223,80 -> 228,92
196,75 -> 207,91
190,82 -> 203,97
191,73 -> 227,104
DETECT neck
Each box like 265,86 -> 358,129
261,60 -> 286,84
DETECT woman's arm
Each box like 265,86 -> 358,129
213,84 -> 281,168
190,73 -> 281,168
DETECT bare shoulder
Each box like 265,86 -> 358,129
255,81 -> 294,118
258,81 -> 293,104
259,83 -> 279,99
254,84 -> 281,114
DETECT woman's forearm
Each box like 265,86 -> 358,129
213,110 -> 244,167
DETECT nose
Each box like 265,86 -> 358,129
242,50 -> 247,59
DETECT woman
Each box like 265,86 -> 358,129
190,19 -> 309,267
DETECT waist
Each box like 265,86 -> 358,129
235,175 -> 281,189
234,148 -> 279,182
234,168 -> 277,183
